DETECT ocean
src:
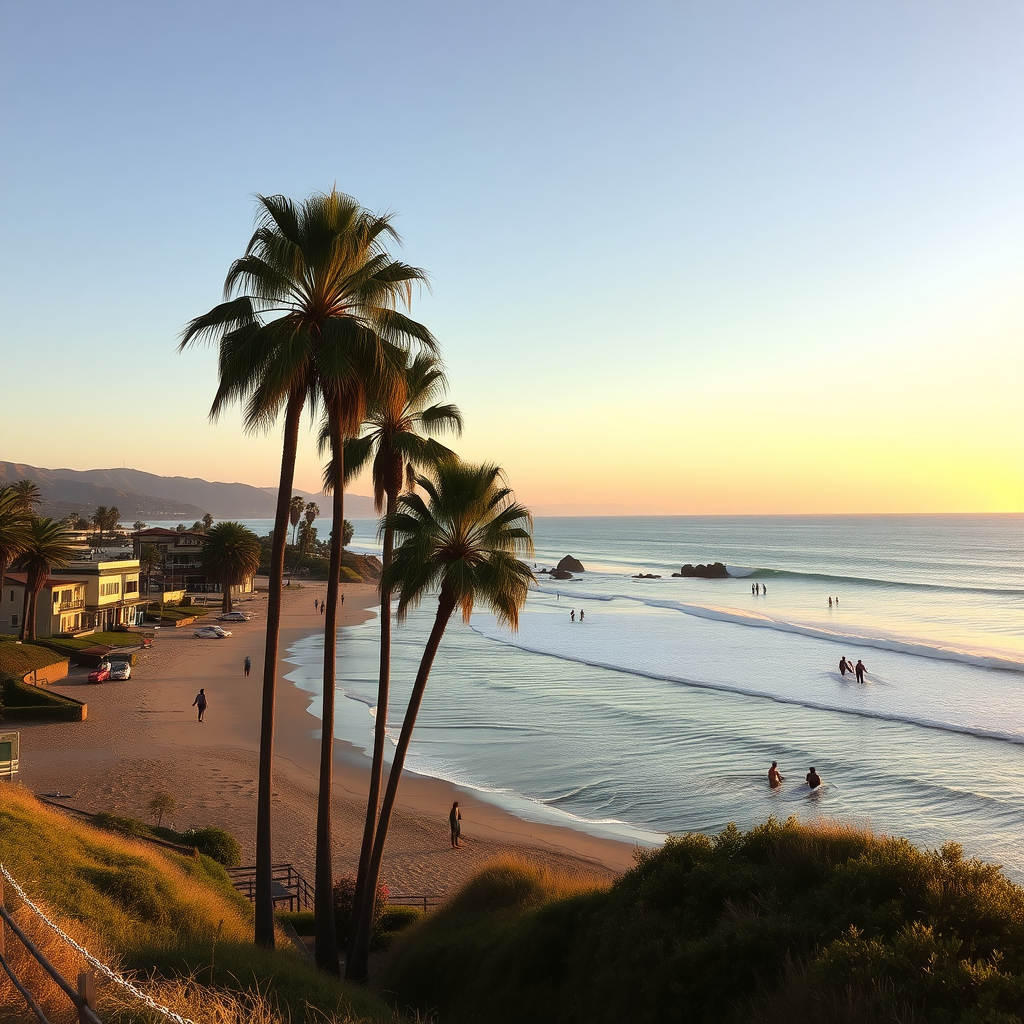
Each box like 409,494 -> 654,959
199,514 -> 1024,876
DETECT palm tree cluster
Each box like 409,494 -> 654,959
181,189 -> 535,980
0,481 -> 77,642
89,505 -> 121,543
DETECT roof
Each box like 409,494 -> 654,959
137,528 -> 206,540
2,573 -> 91,589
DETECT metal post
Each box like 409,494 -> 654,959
77,970 -> 96,1023
0,873 -> 5,957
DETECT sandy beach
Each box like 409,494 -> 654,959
13,583 -> 635,898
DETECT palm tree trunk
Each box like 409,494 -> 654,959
314,406 -> 344,975
345,488 -> 396,975
348,589 -> 456,982
18,583 -> 30,641
254,390 -> 304,949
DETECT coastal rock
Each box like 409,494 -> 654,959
673,562 -> 729,579
557,555 -> 585,573
632,572 -> 661,579
550,569 -> 574,580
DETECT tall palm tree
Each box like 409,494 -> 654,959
9,479 -> 41,513
91,506 -> 108,545
180,189 -> 434,965
203,522 -> 262,613
303,501 -> 319,528
0,488 -> 33,607
17,519 -> 76,641
347,460 -> 534,981
336,353 -> 462,972
289,495 -> 306,545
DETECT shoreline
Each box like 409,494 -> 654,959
12,582 -> 637,897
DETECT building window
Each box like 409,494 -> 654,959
10,615 -> 17,627
125,580 -> 138,594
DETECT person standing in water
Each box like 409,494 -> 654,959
192,688 -> 207,722
839,657 -> 848,677
580,609 -> 585,622
768,761 -> 784,788
855,659 -> 866,684
449,801 -> 462,848
570,609 -> 575,622
806,766 -> 822,789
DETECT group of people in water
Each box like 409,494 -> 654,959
751,582 -> 767,595
570,608 -> 585,622
839,656 -> 866,683
768,760 -> 822,790
828,596 -> 840,607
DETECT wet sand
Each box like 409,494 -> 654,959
14,583 -> 636,897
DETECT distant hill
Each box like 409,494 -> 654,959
0,462 -> 375,520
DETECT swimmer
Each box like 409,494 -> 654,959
806,766 -> 822,790
768,761 -> 784,788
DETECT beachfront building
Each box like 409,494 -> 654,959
1,573 -> 91,637
133,527 -> 256,599
51,560 -> 146,631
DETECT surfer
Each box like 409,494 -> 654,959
855,659 -> 866,684
839,656 -> 848,677
768,761 -> 784,788
805,767 -> 822,790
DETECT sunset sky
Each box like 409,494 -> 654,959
1,1 -> 1021,513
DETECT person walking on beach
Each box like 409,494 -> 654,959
580,609 -> 585,622
806,766 -> 822,790
768,761 -> 784,788
192,688 -> 207,722
855,659 -> 866,684
449,801 -> 462,848
320,602 -> 325,616
244,656 -> 251,677
314,598 -> 318,612
341,593 -> 344,606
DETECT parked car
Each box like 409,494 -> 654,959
88,661 -> 111,683
193,626 -> 232,639
217,611 -> 252,622
108,661 -> 132,681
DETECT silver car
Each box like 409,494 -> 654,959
109,661 -> 132,680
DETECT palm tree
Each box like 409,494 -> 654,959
9,479 -> 41,513
347,460 -> 534,981
139,543 -> 162,598
289,495 -> 306,545
202,513 -> 214,533
91,506 -> 108,545
304,501 -> 319,528
202,522 -> 261,613
180,189 -> 434,963
337,353 -> 462,971
0,488 -> 33,608
17,519 -> 76,641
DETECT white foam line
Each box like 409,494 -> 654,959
472,626 -> 1024,747
532,586 -> 1024,673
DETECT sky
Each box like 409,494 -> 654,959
1,1 -> 1021,513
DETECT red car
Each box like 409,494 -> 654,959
87,661 -> 111,683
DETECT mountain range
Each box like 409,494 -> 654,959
0,462 -> 376,521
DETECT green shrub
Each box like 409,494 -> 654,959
92,812 -> 153,837
333,875 -> 389,942
0,678 -> 84,721
385,821 -> 1024,1024
181,826 -> 241,867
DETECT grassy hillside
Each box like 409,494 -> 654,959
0,635 -> 69,677
385,819 -> 1024,1024
0,786 -> 401,1024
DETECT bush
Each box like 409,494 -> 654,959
181,825 -> 241,867
333,875 -> 390,942
0,678 -> 84,721
385,822 -> 1024,1024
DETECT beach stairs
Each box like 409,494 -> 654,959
226,863 -> 314,913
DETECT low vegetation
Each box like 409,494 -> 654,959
0,635 -> 69,677
89,811 -> 243,866
385,820 -> 1024,1024
0,676 -> 83,721
0,786 -> 402,1023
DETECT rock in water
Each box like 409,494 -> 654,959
557,555 -> 585,573
673,562 -> 729,579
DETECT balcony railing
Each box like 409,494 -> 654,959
53,598 -> 86,612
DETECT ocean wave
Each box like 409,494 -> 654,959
532,584 -> 1024,672
471,626 -> 1024,747
741,567 -> 1024,596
